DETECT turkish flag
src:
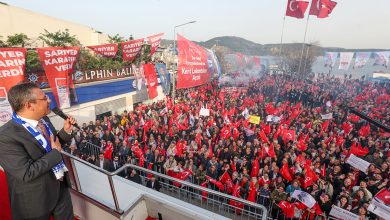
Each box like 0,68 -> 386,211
247,181 -> 257,202
358,124 -> 370,137
349,142 -> 369,157
147,163 -> 154,178
220,126 -> 231,140
250,159 -> 259,177
342,122 -> 353,135
320,163 -> 326,177
265,144 -> 277,158
297,139 -> 308,151
220,171 -> 232,184
303,165 -> 319,188
258,130 -> 270,144
286,0 -> 309,19
229,182 -> 244,214
278,201 -> 295,218
375,188 -> 390,205
310,0 -> 337,18
283,129 -> 296,143
280,163 -> 293,182
206,175 -> 225,191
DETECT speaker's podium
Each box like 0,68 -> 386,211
1,152 -> 268,220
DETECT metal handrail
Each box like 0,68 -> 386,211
61,151 -> 269,220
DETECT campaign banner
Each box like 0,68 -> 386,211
324,52 -> 338,68
368,189 -> 390,219
373,51 -> 390,67
0,48 -> 27,92
353,52 -> 371,69
177,34 -> 213,89
147,33 -> 164,56
321,113 -> 333,120
221,87 -> 248,93
329,205 -> 359,220
155,63 -> 170,95
55,78 -> 70,108
143,63 -> 158,99
0,87 -> 13,126
37,46 -> 80,108
199,108 -> 210,117
292,190 -> 316,208
339,52 -> 354,70
121,38 -> 144,62
87,43 -> 118,58
205,48 -> 222,77
266,115 -> 282,123
346,154 -> 370,173
249,115 -> 261,124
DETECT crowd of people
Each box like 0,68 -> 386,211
67,73 -> 389,220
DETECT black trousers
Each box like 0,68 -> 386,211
25,181 -> 74,220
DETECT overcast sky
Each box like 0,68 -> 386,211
3,0 -> 390,49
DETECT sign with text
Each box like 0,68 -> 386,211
121,38 -> 144,62
177,34 -> 213,89
368,189 -> 390,219
346,154 -> 370,173
329,205 -> 359,220
221,87 -> 248,94
0,48 -> 27,92
147,33 -> 164,56
37,46 -> 80,108
87,43 -> 118,58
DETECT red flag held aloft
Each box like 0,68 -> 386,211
280,163 -> 294,182
278,201 -> 295,218
310,0 -> 337,18
286,0 -> 310,19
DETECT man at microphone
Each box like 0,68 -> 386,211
0,82 -> 76,220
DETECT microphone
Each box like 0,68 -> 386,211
51,107 -> 80,130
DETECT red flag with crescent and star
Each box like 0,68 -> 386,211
286,0 -> 310,19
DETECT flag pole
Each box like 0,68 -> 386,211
279,16 -> 286,72
297,15 -> 310,77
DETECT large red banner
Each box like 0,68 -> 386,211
143,63 -> 158,99
0,48 -> 27,92
177,34 -> 213,89
87,43 -> 118,58
37,47 -> 80,108
147,33 -> 164,56
121,38 -> 144,62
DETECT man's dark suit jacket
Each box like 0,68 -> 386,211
0,119 -> 72,219
146,179 -> 161,191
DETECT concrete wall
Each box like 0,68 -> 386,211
0,3 -> 109,47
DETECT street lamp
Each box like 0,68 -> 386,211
172,20 -> 196,105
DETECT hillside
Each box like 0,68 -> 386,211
160,36 -> 389,56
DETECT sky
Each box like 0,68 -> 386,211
3,0 -> 390,49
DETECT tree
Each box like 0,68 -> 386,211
277,42 -> 321,77
39,29 -> 80,47
0,35 -> 7,47
6,33 -> 30,47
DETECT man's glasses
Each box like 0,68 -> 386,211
33,95 -> 50,101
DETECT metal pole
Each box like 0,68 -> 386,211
172,27 -> 177,106
279,16 -> 286,72
302,44 -> 311,76
297,15 -> 310,77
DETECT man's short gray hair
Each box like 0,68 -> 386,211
8,82 -> 39,112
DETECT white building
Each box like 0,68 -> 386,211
0,2 -> 109,47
